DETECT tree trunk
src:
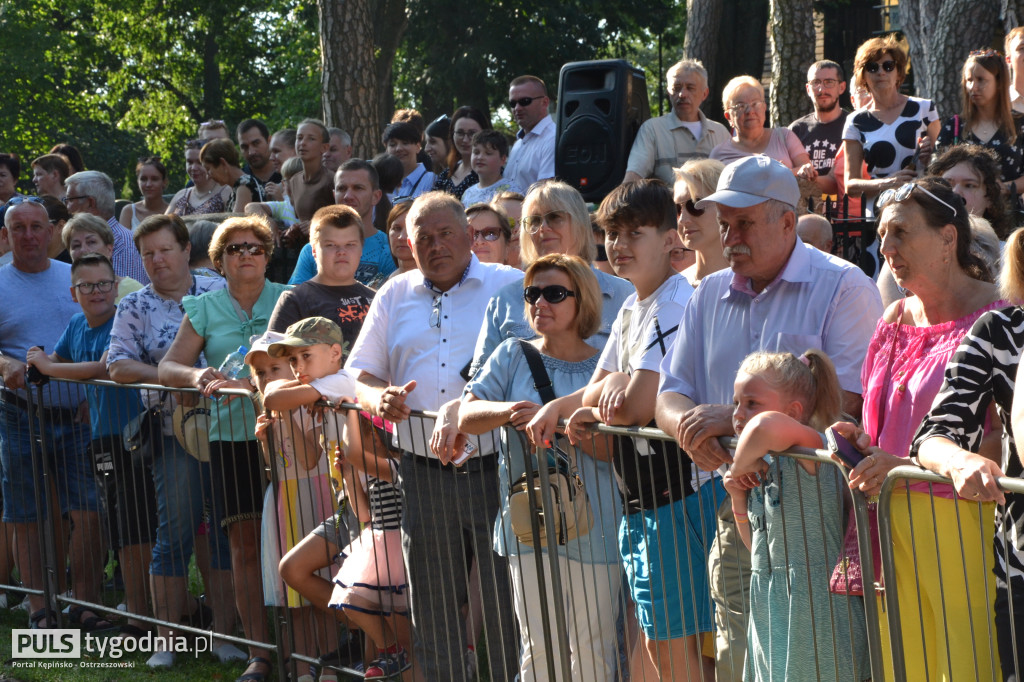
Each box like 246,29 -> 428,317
684,0 -> 724,92
202,14 -> 223,118
318,0 -> 380,159
1002,0 -> 1024,32
899,0 -> 1000,118
691,0 -> 769,122
373,0 -> 408,137
768,0 -> 815,127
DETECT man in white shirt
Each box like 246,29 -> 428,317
347,191 -> 521,682
623,59 -> 730,186
504,75 -> 557,189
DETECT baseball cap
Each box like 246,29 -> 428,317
696,155 -> 800,210
268,317 -> 344,358
244,331 -> 286,364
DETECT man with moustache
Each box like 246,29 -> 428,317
655,155 -> 882,680
789,60 -> 850,194
623,59 -> 730,185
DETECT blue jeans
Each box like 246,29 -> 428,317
0,398 -> 96,523
150,433 -> 231,576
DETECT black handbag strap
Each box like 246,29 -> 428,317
518,340 -> 556,404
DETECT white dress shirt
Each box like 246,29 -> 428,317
346,254 -> 522,458
504,115 -> 556,190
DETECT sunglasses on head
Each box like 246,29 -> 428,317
224,242 -> 266,257
524,284 -> 576,305
6,196 -> 45,207
676,198 -> 705,218
864,59 -> 897,74
878,182 -> 959,218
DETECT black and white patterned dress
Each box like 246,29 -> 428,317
842,96 -> 939,179
910,306 -> 1024,586
937,113 -> 1024,182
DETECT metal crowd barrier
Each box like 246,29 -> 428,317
5,378 -> 1017,682
877,465 -> 1024,682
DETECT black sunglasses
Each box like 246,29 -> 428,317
509,96 -> 541,109
224,242 -> 266,257
864,59 -> 896,74
676,198 -> 705,218
523,285 -> 576,305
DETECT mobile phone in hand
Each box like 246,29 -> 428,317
826,427 -> 865,469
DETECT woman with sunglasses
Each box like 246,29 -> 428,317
844,36 -> 941,207
673,158 -> 728,286
710,77 -> 813,177
466,202 -> 515,266
433,106 -> 491,200
937,49 -> 1024,194
159,215 -> 288,682
167,139 -> 231,217
829,176 -> 1002,680
469,180 -> 634,378
460,253 -> 622,682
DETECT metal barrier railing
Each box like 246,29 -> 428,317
877,465 -> 1024,682
3,377 -> 1017,681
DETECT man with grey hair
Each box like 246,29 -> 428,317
346,190 -> 521,681
623,59 -> 730,185
655,155 -> 882,679
323,127 -> 353,173
64,171 -> 148,284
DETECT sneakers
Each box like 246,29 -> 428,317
147,650 -> 176,668
465,648 -> 478,681
363,647 -> 411,680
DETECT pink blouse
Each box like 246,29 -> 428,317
861,300 -> 1004,498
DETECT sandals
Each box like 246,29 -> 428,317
29,608 -> 58,629
235,656 -> 272,682
68,605 -> 115,632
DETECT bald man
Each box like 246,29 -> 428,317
797,213 -> 834,253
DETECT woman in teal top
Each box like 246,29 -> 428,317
158,215 -> 288,682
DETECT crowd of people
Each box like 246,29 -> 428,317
2,27 -> 1024,682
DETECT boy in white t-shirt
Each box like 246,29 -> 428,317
460,130 -> 523,207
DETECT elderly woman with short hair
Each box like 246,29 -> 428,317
158,215 -> 289,681
469,180 -> 634,377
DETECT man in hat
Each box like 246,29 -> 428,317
655,155 -> 882,679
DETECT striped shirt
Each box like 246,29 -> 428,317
106,217 -> 149,285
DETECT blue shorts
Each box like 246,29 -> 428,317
619,477 -> 724,641
0,398 -> 98,523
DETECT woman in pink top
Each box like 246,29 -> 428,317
836,176 -> 1002,680
710,76 -> 815,180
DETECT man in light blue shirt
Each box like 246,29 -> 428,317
655,155 -> 883,680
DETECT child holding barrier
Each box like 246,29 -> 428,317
722,349 -> 869,682
249,318 -> 357,682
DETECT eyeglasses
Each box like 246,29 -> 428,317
6,196 -> 45,207
509,96 -> 541,109
224,242 -> 266,257
453,129 -> 480,140
864,60 -> 897,74
429,294 -> 442,328
878,182 -> 959,218
61,195 -> 89,205
676,198 -> 705,218
523,285 -> 576,305
471,227 -> 503,242
727,101 -> 765,117
72,280 -> 116,294
521,210 -> 568,234
808,78 -> 839,89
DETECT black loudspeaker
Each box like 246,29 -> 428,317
556,59 -> 650,203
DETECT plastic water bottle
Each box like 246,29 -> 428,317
217,346 -> 248,379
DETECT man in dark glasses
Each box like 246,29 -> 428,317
504,75 -> 556,191
623,59 -> 730,186
656,155 -> 883,680
347,191 -> 521,681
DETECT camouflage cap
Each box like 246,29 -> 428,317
268,316 -> 344,357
